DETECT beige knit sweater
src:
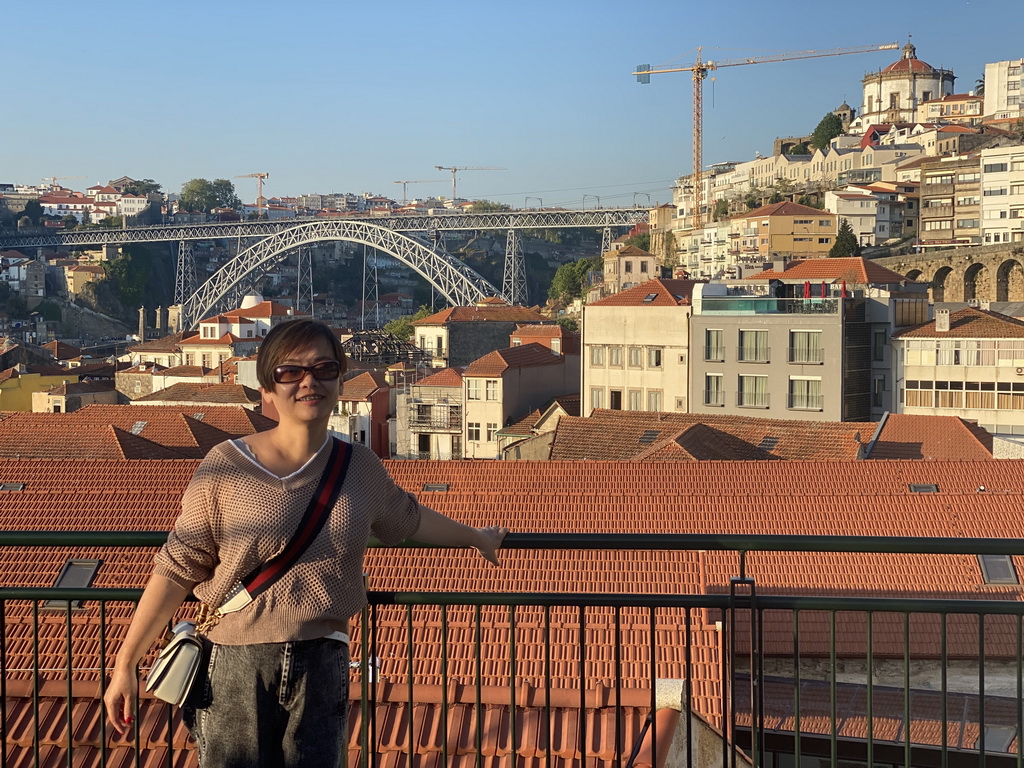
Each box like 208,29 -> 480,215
154,438 -> 423,644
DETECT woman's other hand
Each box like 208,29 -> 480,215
104,665 -> 138,736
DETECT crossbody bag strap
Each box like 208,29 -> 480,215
239,438 -> 353,602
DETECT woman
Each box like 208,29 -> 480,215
104,318 -> 507,767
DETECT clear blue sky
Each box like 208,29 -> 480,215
2,0 -> 1020,208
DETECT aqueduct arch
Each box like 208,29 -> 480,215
996,259 -> 1024,303
931,266 -> 954,302
963,263 -> 988,302
181,220 -> 501,328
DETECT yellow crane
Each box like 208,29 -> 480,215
434,166 -> 506,202
236,172 -> 269,217
392,179 -> 447,204
634,42 -> 899,230
42,175 -> 85,191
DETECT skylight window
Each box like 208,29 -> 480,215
44,559 -> 102,610
642,294 -> 658,303
978,555 -> 1019,585
908,483 -> 939,493
130,421 -> 148,435
979,726 -> 1017,753
638,430 -> 660,444
422,483 -> 450,492
0,483 -> 25,492
192,412 -> 206,421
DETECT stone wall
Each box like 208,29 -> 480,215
876,243 -> 1024,303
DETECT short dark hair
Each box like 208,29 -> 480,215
256,319 -> 346,391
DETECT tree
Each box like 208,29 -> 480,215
623,233 -> 650,251
61,214 -> 79,229
828,218 -> 861,258
470,200 -> 512,212
811,113 -> 844,152
788,142 -> 810,155
5,294 -> 28,319
179,178 -> 241,213
712,199 -> 729,221
383,305 -> 434,341
556,316 -> 579,334
975,76 -> 985,97
548,255 -> 600,304
22,199 -> 43,225
120,178 -> 162,196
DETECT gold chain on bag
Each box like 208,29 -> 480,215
195,603 -> 220,634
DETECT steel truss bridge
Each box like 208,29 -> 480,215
0,209 -> 648,328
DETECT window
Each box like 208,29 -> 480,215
624,261 -> 633,273
467,422 -> 481,441
705,374 -> 724,406
436,336 -> 444,353
979,554 -> 1019,585
818,237 -> 831,244
873,330 -> 887,362
511,337 -> 521,347
818,220 -> 830,227
647,390 -> 663,412
628,389 -> 642,411
873,376 -> 886,408
924,220 -> 952,231
705,329 -> 724,361
648,348 -> 662,368
738,330 -> 769,363
628,346 -> 643,367
44,559 -> 102,610
609,346 -> 623,367
984,163 -> 1009,173
590,346 -> 606,366
467,379 -> 481,400
794,219 -> 812,224
789,331 -> 823,364
590,388 -> 604,411
957,219 -> 980,229
485,379 -> 498,401
486,423 -> 498,441
788,377 -> 822,410
609,390 -> 622,410
738,375 -> 769,408
640,261 -> 649,273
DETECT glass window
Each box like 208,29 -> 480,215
467,422 -> 481,441
738,375 -> 769,407
789,377 -> 823,410
648,348 -> 663,368
628,346 -> 643,367
624,261 -> 633,273
590,346 -> 605,366
705,329 -> 724,361
609,390 -> 623,410
628,389 -> 642,410
485,380 -> 498,401
873,330 -> 887,362
647,390 -> 663,412
486,423 -> 498,441
590,388 -> 603,411
467,380 -> 481,400
705,374 -> 724,406
789,331 -> 822,364
738,330 -> 769,363
609,346 -> 623,367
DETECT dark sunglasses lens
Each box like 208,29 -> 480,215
274,366 -> 304,383
312,362 -> 340,380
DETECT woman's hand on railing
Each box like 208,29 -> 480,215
104,665 -> 138,735
474,525 -> 509,567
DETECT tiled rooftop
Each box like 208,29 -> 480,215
743,201 -> 830,218
893,307 -> 1024,339
462,343 -> 563,377
413,305 -> 550,326
341,370 -> 390,401
135,382 -> 261,405
416,367 -> 464,388
589,279 -> 700,307
746,257 -> 911,284
868,413 -> 994,460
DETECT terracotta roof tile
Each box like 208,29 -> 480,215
462,343 -> 563,377
743,201 -> 833,218
135,383 -> 260,405
127,331 -> 186,354
869,413 -> 994,460
589,279 -> 699,307
413,306 -> 550,326
41,340 -> 81,360
745,257 -> 911,284
340,371 -> 390,401
415,367 -> 465,388
0,422 -> 188,459
158,365 -> 213,377
893,307 -> 1024,339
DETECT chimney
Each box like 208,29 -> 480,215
138,305 -> 147,342
935,308 -> 950,333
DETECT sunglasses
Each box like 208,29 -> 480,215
272,360 -> 341,384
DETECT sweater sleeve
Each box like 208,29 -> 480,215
359,445 -> 423,546
153,464 -> 219,590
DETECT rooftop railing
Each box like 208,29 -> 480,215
1,533 -> 1024,767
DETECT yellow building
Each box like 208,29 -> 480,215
0,366 -> 79,411
734,201 -> 837,260
65,264 -> 106,297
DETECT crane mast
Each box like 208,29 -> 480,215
634,42 -> 898,231
434,166 -> 505,202
236,173 -> 269,217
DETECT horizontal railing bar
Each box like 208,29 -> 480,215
4,531 -> 1024,555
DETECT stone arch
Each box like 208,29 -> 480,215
181,220 -> 502,328
905,268 -> 924,282
931,266 -> 954,303
996,259 -> 1024,303
964,262 -> 988,303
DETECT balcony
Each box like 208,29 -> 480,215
702,298 -> 841,315
2,533 -> 1023,767
704,389 -> 725,406
737,346 -> 771,363
788,347 -> 825,364
787,393 -> 825,411
704,345 -> 726,362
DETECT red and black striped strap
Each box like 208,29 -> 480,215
241,438 -> 352,601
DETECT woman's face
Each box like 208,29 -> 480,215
261,337 -> 341,426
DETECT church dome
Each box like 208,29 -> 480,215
882,41 -> 936,74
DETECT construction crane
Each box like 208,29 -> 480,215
392,179 -> 447,204
42,176 -> 85,191
434,166 -> 506,202
236,172 -> 269,217
634,42 -> 898,230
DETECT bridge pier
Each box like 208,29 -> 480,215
503,229 -> 527,306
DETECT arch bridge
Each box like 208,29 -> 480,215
0,209 -> 648,328
876,243 -> 1024,305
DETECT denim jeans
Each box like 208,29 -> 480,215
185,637 -> 350,768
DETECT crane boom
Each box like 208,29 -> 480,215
434,166 -> 506,201
634,42 -> 898,231
392,179 -> 447,204
236,173 -> 269,217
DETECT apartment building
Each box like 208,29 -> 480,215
918,155 -> 982,249
734,202 -> 837,260
412,301 -> 551,368
581,279 -> 699,417
688,258 -> 927,422
983,58 -> 1023,124
893,307 -> 1024,436
979,145 -> 1024,245
394,367 -> 464,460
600,245 -> 659,296
917,93 -> 984,126
824,190 -> 879,246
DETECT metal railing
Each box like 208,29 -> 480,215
787,393 -> 825,411
788,346 -> 825,364
2,532 -> 1024,767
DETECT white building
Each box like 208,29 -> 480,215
855,42 -> 955,130
983,58 -> 1023,123
979,145 -> 1024,245
825,190 -> 879,246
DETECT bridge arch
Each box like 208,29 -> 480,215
181,220 -> 502,328
905,268 -> 924,282
996,258 -> 1024,303
931,266 -> 954,302
964,262 -> 988,302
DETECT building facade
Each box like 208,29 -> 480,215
857,42 -> 955,129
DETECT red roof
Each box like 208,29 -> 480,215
743,201 -> 832,219
745,257 -> 911,284
893,307 -> 1024,339
340,371 -> 389,401
462,343 -> 564,377
883,57 -> 936,74
589,279 -> 699,307
413,305 -> 550,326
868,414 -> 993,460
416,366 -> 465,388
136,383 -> 260,405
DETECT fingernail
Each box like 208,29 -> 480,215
124,716 -> 133,724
